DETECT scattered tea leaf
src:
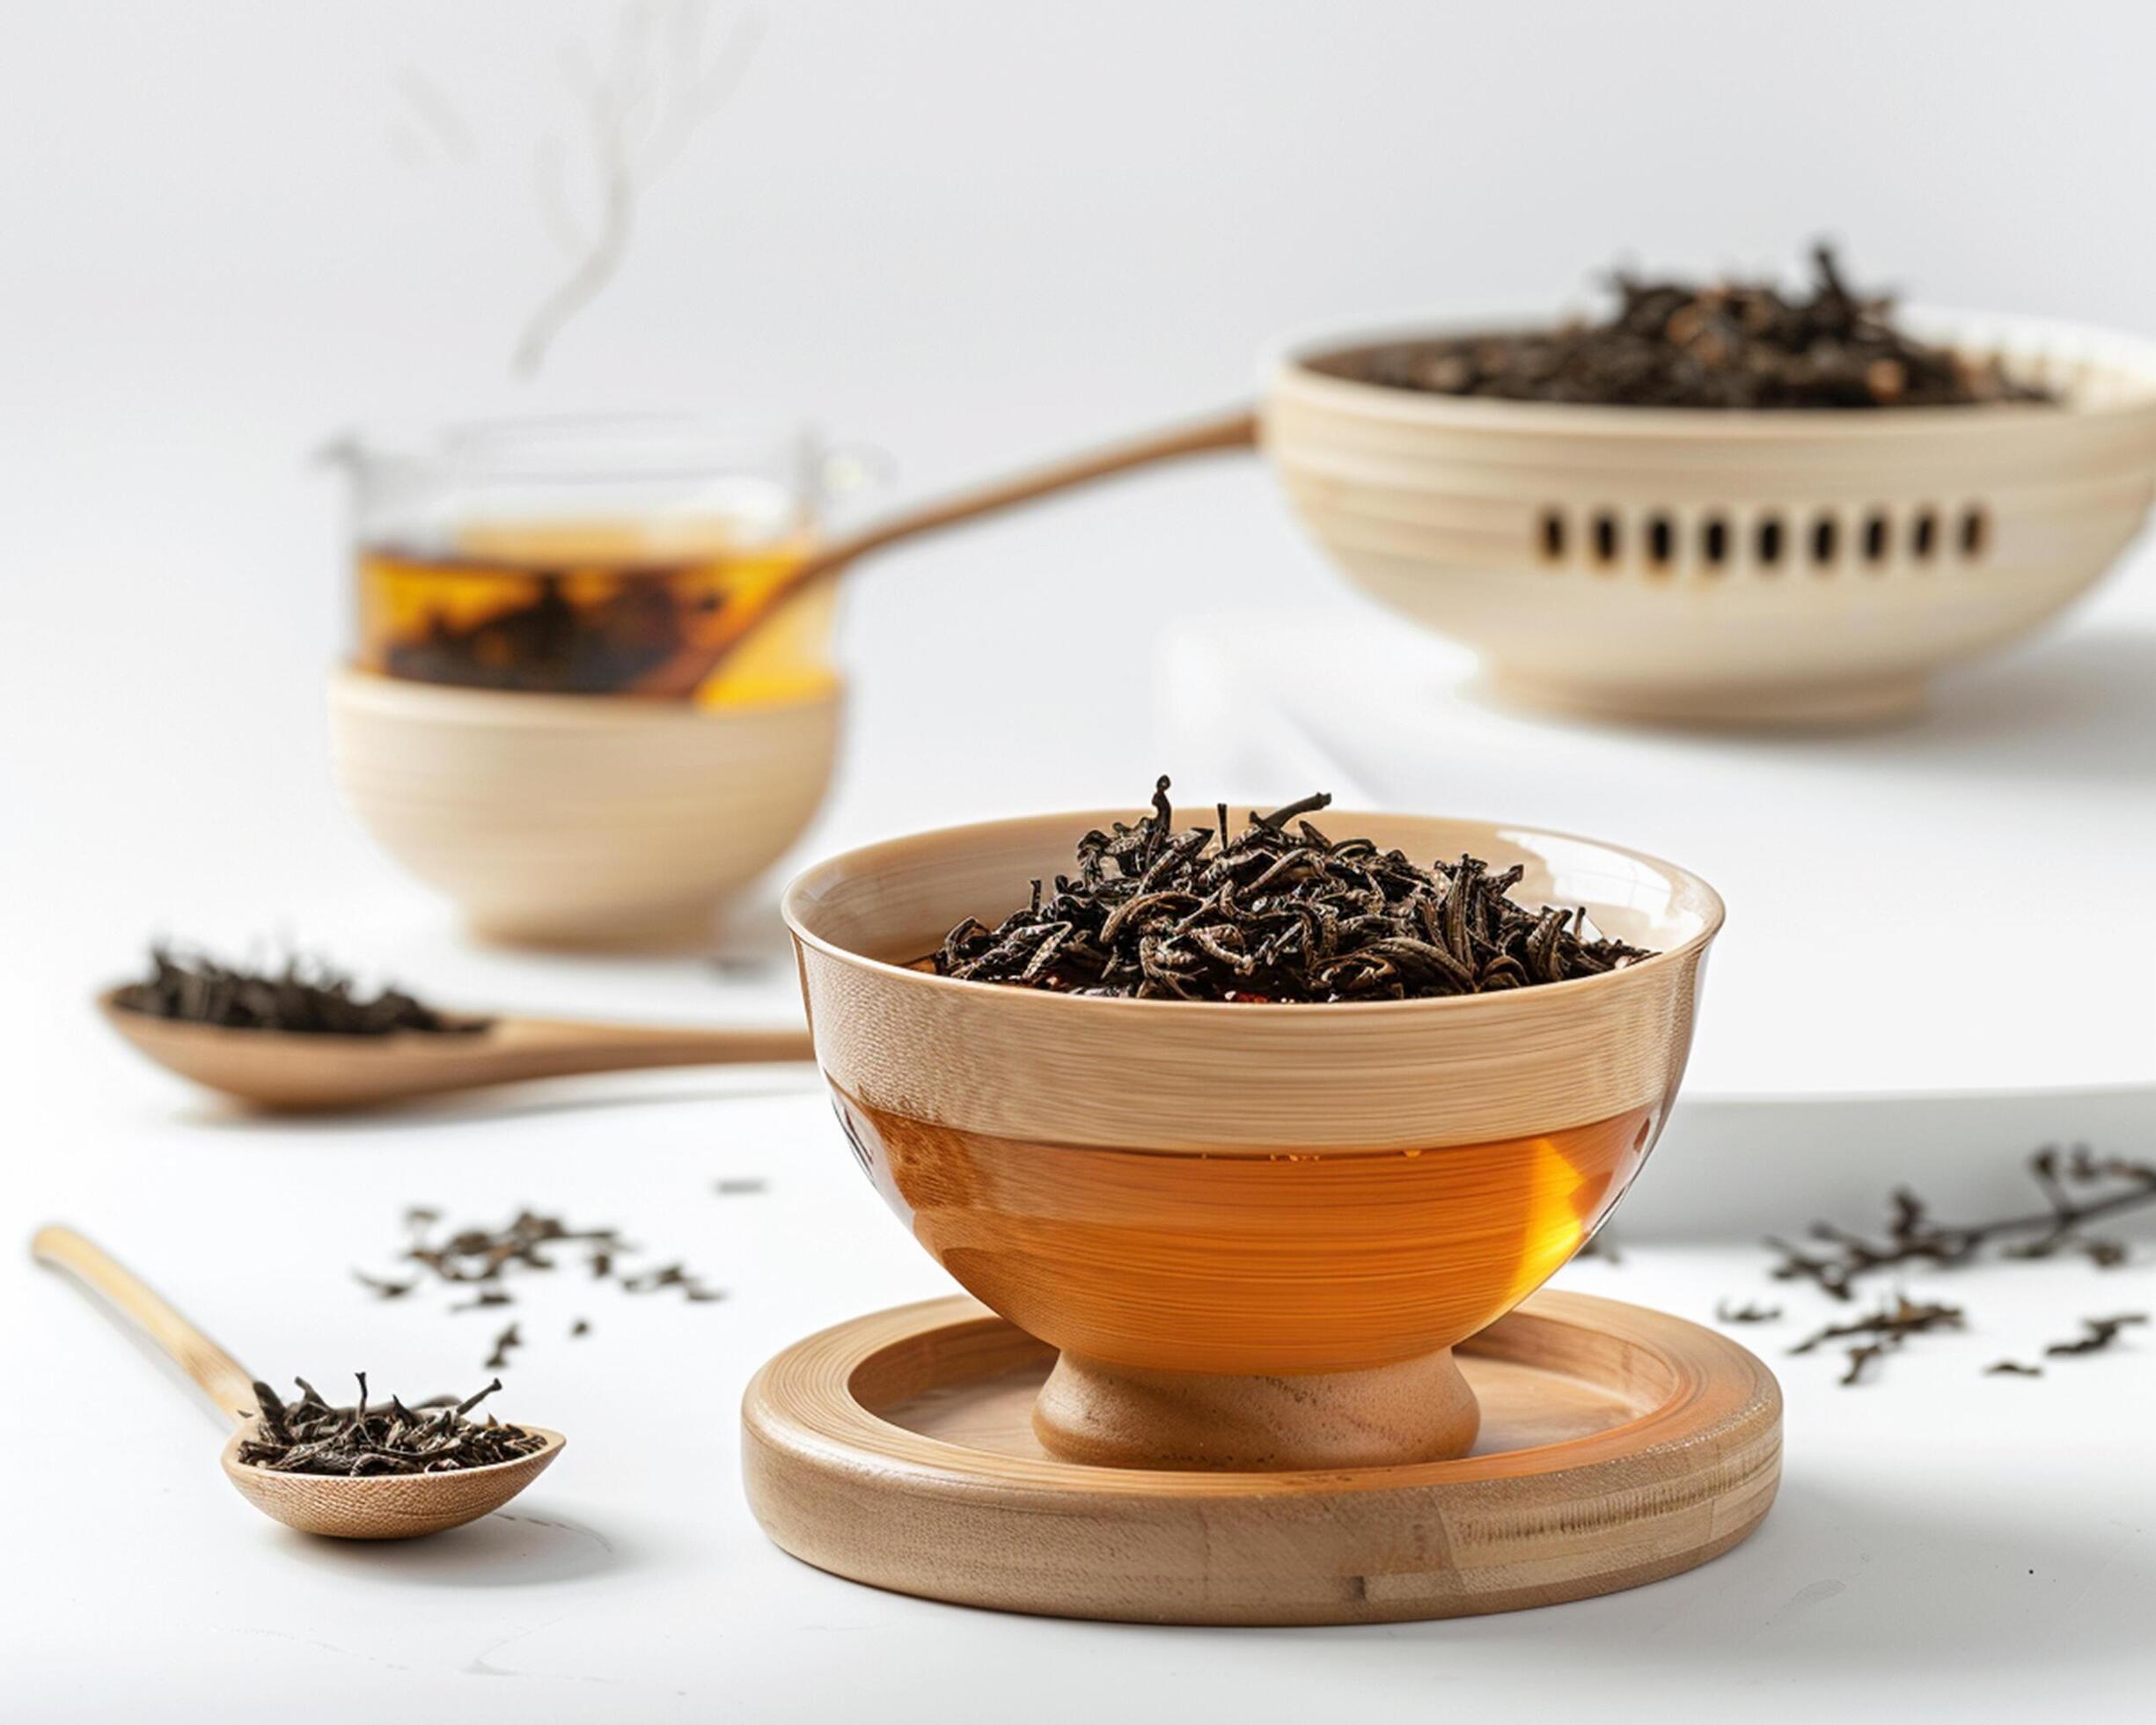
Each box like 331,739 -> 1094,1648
403,1211 -> 628,1287
1768,1146 -> 2156,1302
1792,1296 -> 1963,1385
483,1324 -> 522,1373
364,1208 -> 726,1370
2042,1313 -> 2149,1358
620,1262 -> 726,1301
1840,1342 -> 1894,1386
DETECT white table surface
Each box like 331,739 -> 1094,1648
10,1100 -> 2154,1720
7,466 -> 2156,1720
1158,594 -> 2156,1103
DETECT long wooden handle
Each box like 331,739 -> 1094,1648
632,407 -> 1258,697
795,407 -> 1260,580
487,1018 -> 816,1081
31,1226 -> 258,1425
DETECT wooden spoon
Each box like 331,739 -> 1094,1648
99,988 -> 813,1112
31,1225 -> 563,1539
631,407 -> 1258,698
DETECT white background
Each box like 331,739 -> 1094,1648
4,4 -> 2155,1718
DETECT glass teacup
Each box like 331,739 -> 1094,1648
336,415 -> 880,706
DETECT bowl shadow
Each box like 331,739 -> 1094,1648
1860,622 -> 2156,789
1213,1475 -> 2152,1670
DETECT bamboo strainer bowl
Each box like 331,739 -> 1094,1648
784,805 -> 1722,1470
1265,311 -> 2156,726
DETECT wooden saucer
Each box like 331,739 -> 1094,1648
742,1289 -> 1781,1626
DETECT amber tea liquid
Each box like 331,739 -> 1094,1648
356,521 -> 834,706
838,1090 -> 1657,1376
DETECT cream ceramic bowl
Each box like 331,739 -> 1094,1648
785,804 -> 1722,1470
328,668 -> 840,950
1265,311 -> 2156,726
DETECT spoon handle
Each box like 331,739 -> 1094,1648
491,1018 -> 816,1076
630,406 -> 1259,697
31,1226 -> 258,1426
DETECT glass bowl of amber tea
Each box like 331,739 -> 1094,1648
341,415 -> 877,706
783,805 -> 1723,1472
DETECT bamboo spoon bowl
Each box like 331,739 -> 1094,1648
216,1417 -> 565,1539
783,804 -> 1722,1472
99,988 -> 812,1112
31,1226 -> 564,1539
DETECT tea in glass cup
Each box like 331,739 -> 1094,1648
340,417 -> 874,705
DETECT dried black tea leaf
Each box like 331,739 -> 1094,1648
620,1262 -> 726,1301
1716,1300 -> 1782,1324
1985,1361 -> 2042,1377
932,778 -> 1654,1002
236,1375 -> 543,1477
483,1324 -> 523,1372
2042,1313 -> 2148,1358
1768,1146 -> 2156,1302
1839,1342 -> 1894,1386
113,945 -> 484,1037
1791,1295 -> 1964,1386
1328,246 -> 2053,410
1790,1296 -> 1964,1356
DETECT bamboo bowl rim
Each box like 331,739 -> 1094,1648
782,804 -> 1725,1025
329,664 -> 845,727
1264,304 -> 2156,438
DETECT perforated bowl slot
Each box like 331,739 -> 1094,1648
1522,496 -> 2002,579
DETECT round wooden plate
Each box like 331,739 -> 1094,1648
742,1289 -> 1781,1626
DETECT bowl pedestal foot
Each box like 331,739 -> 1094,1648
1030,1347 -> 1479,1471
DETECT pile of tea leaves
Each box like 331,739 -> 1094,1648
236,1374 -> 542,1477
933,778 -> 1654,1002
113,944 -> 482,1037
1334,244 -> 2052,410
